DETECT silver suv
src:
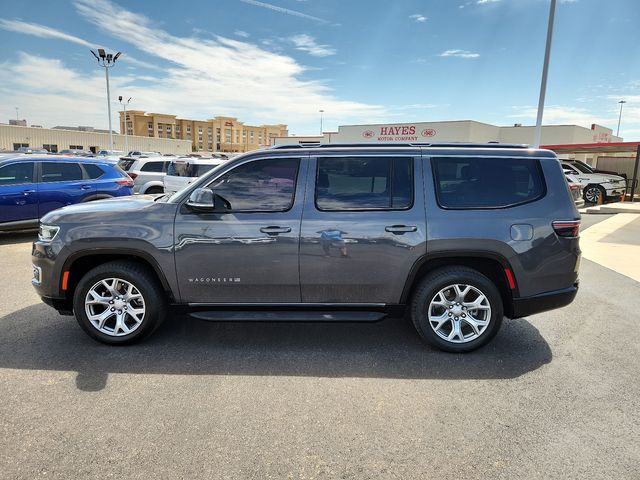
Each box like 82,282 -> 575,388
32,143 -> 580,353
118,156 -> 171,194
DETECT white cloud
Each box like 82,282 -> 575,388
289,34 -> 335,57
409,14 -> 428,23
0,19 -> 160,70
509,105 -> 612,127
0,18 -> 92,47
234,30 -> 250,38
238,0 -> 328,23
440,49 -> 480,58
477,0 -> 500,4
0,0 -> 384,133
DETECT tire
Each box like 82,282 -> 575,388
410,267 -> 503,353
583,184 -> 605,204
145,186 -> 164,194
72,261 -> 166,345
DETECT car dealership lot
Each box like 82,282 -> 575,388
0,217 -> 639,479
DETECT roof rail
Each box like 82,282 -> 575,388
270,142 -> 531,150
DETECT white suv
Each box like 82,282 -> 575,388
560,161 -> 626,203
118,156 -> 172,194
164,157 -> 227,194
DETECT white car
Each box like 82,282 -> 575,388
561,161 -> 626,203
163,157 -> 227,194
127,150 -> 160,158
96,150 -> 125,162
564,173 -> 585,209
118,156 -> 172,194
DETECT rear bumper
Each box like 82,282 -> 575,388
511,283 -> 578,318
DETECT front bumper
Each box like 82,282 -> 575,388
511,283 -> 579,318
605,185 -> 626,197
40,295 -> 73,315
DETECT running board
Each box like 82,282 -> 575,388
189,310 -> 386,322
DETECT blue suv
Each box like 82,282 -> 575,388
0,156 -> 133,231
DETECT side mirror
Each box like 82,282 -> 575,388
186,188 -> 215,212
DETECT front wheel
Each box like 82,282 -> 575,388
410,267 -> 503,353
583,184 -> 605,203
73,261 -> 166,345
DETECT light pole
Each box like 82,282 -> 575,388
15,107 -> 19,121
319,109 -> 324,135
119,96 -> 132,154
616,100 -> 627,138
533,0 -> 556,148
90,48 -> 121,151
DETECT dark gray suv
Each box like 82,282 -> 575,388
32,143 -> 580,352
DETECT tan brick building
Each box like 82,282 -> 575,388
119,111 -> 288,153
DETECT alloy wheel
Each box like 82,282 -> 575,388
585,186 -> 600,203
427,283 -> 491,343
84,278 -> 146,336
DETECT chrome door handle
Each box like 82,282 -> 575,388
22,189 -> 36,195
260,226 -> 292,235
385,225 -> 417,234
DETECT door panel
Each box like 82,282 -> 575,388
0,162 -> 37,223
174,156 -> 308,303
38,162 -> 95,216
300,156 -> 426,304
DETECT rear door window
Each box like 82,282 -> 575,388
432,157 -> 545,208
41,162 -> 83,183
315,157 -> 413,210
140,161 -> 165,173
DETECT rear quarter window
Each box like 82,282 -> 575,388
432,156 -> 545,209
83,163 -> 105,179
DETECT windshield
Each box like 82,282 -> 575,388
570,162 -> 594,174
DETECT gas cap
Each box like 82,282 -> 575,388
510,224 -> 533,241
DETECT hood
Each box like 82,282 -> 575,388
590,173 -> 625,182
40,195 -> 168,224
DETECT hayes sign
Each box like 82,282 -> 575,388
362,125 -> 437,141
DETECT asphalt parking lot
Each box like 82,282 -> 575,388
1,216 -> 639,479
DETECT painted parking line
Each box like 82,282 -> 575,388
580,213 -> 640,282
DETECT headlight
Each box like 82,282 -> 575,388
38,224 -> 60,242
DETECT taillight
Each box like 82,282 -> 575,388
569,184 -> 579,191
552,220 -> 580,238
128,172 -> 138,180
116,178 -> 134,187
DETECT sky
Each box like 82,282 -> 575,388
1,0 -> 639,139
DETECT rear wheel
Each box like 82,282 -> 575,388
410,267 -> 503,353
145,186 -> 164,194
72,261 -> 166,345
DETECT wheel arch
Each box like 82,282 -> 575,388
401,252 -> 517,317
61,249 -> 175,303
81,194 -> 113,202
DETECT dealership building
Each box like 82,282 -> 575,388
275,120 -> 622,149
0,123 -> 191,154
